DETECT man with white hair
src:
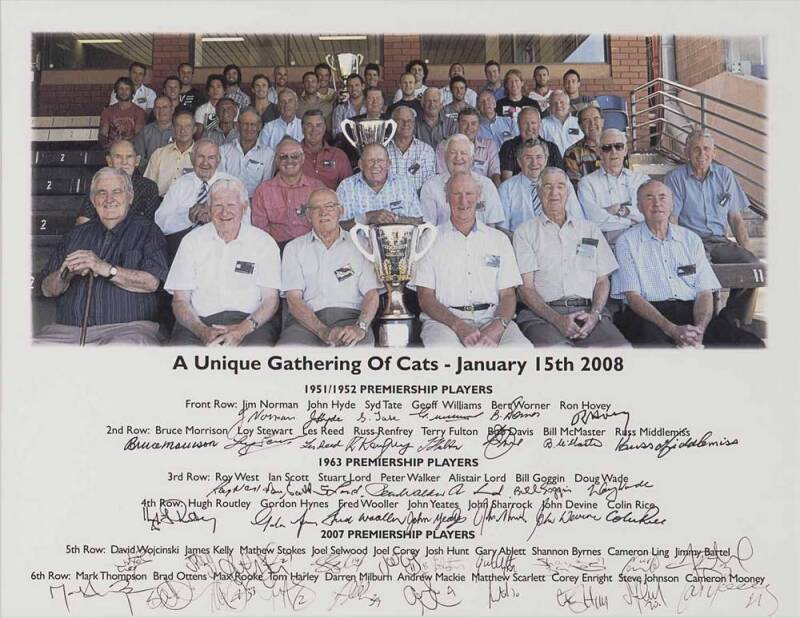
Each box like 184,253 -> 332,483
219,107 -> 275,198
513,167 -> 629,347
259,89 -> 303,150
539,90 -> 584,156
577,128 -> 650,245
415,87 -> 456,150
165,177 -> 281,346
435,107 -> 500,186
664,129 -> 760,324
386,105 -> 436,192
420,133 -> 505,228
412,172 -> 530,348
498,138 -> 583,232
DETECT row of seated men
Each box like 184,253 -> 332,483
35,131 -> 763,348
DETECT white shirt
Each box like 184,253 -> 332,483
220,140 -> 275,198
412,219 -> 521,309
577,167 -> 650,233
513,213 -> 618,302
539,114 -> 584,156
165,221 -> 281,317
110,83 -> 157,110
154,170 -> 237,235
282,229 -> 381,312
419,172 -> 505,227
259,116 -> 303,150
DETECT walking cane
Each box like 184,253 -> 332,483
79,274 -> 95,346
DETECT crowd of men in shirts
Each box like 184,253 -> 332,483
36,57 -> 763,348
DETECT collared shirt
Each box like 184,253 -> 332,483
435,137 -> 500,178
577,167 -> 650,232
336,172 -> 423,223
480,82 -> 506,101
440,86 -> 478,108
499,135 -> 565,175
178,87 -> 205,113
42,214 -> 167,326
259,116 -> 304,150
612,223 -> 720,302
564,138 -> 601,185
540,115 -> 584,156
301,141 -> 353,190
144,141 -> 195,196
513,213 -> 617,302
393,85 -> 428,103
332,101 -> 367,137
203,126 -> 240,148
134,122 -> 174,172
498,173 -> 583,232
154,170 -> 237,235
110,83 -> 157,110
251,174 -> 325,243
387,138 -> 436,192
78,173 -> 161,222
220,139 -> 275,197
297,93 -> 334,124
412,219 -> 521,308
478,116 -> 518,149
225,86 -> 252,110
664,162 -> 749,238
415,113 -> 457,150
165,221 -> 281,317
282,229 -> 381,312
419,172 -> 505,227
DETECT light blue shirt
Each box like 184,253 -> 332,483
387,138 -> 437,192
577,167 -> 649,232
612,223 -> 720,302
332,101 -> 367,137
258,116 -> 303,150
498,173 -> 584,232
664,162 -> 748,238
220,140 -> 275,198
478,116 -> 518,149
336,172 -> 423,223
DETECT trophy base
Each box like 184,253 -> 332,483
377,318 -> 415,348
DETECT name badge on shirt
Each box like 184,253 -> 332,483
408,163 -> 420,175
247,159 -> 264,167
388,200 -> 403,212
718,192 -> 731,208
235,261 -> 255,275
476,200 -> 486,211
502,131 -> 512,137
568,128 -> 580,135
181,167 -> 194,175
322,159 -> 335,168
136,97 -> 146,104
484,254 -> 501,268
677,264 -> 697,277
576,237 -> 598,258
334,264 -> 355,281
474,159 -> 485,166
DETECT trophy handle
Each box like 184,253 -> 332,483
349,223 -> 377,262
325,54 -> 336,71
411,223 -> 438,263
356,53 -> 364,68
341,119 -> 359,149
325,55 -> 338,90
382,119 -> 398,146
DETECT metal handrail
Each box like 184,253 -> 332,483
630,77 -> 767,217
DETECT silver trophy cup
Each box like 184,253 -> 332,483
350,222 -> 437,347
326,52 -> 364,96
340,119 -> 397,152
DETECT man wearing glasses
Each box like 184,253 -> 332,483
279,188 -> 381,346
577,129 -> 650,246
251,138 -> 325,250
335,143 -> 423,229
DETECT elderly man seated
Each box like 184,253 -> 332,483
219,106 -> 275,199
577,129 -> 650,245
435,107 -> 500,186
664,129 -> 761,325
75,139 -> 160,225
564,104 -> 605,185
260,89 -> 303,150
420,133 -> 504,229
336,143 -> 423,229
513,167 -> 629,347
412,172 -> 530,348
539,91 -> 583,156
165,178 -> 281,346
500,106 -> 564,180
611,180 -> 762,348
37,167 -> 167,345
279,188 -> 381,346
386,106 -> 437,192
498,138 -> 583,232
154,138 -> 236,257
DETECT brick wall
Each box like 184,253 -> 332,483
383,35 -> 422,94
150,34 -> 193,88
36,83 -> 109,116
675,36 -> 726,87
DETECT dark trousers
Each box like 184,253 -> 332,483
703,236 -> 760,322
170,310 -> 280,346
615,300 -> 763,348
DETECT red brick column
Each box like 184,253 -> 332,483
383,35 -> 422,94
150,34 -> 193,91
